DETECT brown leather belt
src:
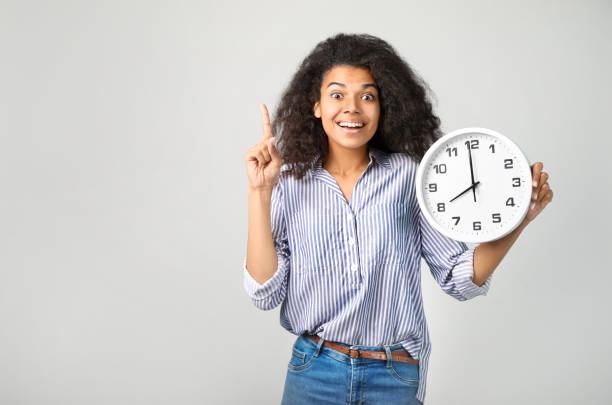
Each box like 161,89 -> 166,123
306,334 -> 419,365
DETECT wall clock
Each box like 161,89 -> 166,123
415,127 -> 532,243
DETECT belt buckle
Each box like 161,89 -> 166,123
348,348 -> 360,358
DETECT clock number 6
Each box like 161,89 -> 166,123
473,221 -> 481,231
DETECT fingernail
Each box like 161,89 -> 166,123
530,202 -> 536,210
533,180 -> 538,188
532,192 -> 537,201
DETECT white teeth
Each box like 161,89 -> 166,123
338,122 -> 364,128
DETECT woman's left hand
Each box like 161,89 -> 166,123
523,161 -> 554,224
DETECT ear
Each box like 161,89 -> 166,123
313,101 -> 321,118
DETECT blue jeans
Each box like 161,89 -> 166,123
281,333 -> 423,405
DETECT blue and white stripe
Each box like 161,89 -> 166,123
242,146 -> 493,403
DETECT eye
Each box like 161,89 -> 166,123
331,92 -> 376,100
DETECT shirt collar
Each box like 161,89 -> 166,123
368,146 -> 391,170
312,146 -> 391,175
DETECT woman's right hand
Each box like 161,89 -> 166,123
244,103 -> 283,191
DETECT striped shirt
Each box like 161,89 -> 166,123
242,145 -> 493,403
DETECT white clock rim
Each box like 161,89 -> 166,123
415,127 -> 532,243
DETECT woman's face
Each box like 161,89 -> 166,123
313,65 -> 380,152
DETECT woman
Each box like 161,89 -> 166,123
242,33 -> 553,404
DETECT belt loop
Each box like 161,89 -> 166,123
383,345 -> 392,368
314,335 -> 325,357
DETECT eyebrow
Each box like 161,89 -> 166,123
326,81 -> 378,90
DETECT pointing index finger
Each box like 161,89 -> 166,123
260,103 -> 274,140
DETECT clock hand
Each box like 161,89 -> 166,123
467,142 -> 477,202
449,181 -> 481,203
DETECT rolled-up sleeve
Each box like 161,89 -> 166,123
419,209 -> 492,301
243,178 -> 291,310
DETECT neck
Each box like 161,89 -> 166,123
323,143 -> 370,176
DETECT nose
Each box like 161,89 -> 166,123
343,94 -> 360,114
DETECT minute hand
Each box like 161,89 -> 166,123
467,142 -> 477,202
449,181 -> 480,203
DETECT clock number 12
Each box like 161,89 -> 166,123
465,139 -> 479,149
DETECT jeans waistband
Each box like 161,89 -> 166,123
301,332 -> 406,351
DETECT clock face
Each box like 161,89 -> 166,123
415,128 -> 532,243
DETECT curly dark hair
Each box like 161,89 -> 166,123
271,32 -> 443,180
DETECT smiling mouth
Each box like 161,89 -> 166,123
336,122 -> 366,132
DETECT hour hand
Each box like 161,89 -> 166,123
449,181 -> 480,203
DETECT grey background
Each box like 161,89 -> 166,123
1,1 -> 610,404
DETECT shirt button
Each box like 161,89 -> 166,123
347,213 -> 354,221
348,237 -> 355,246
351,263 -> 358,272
